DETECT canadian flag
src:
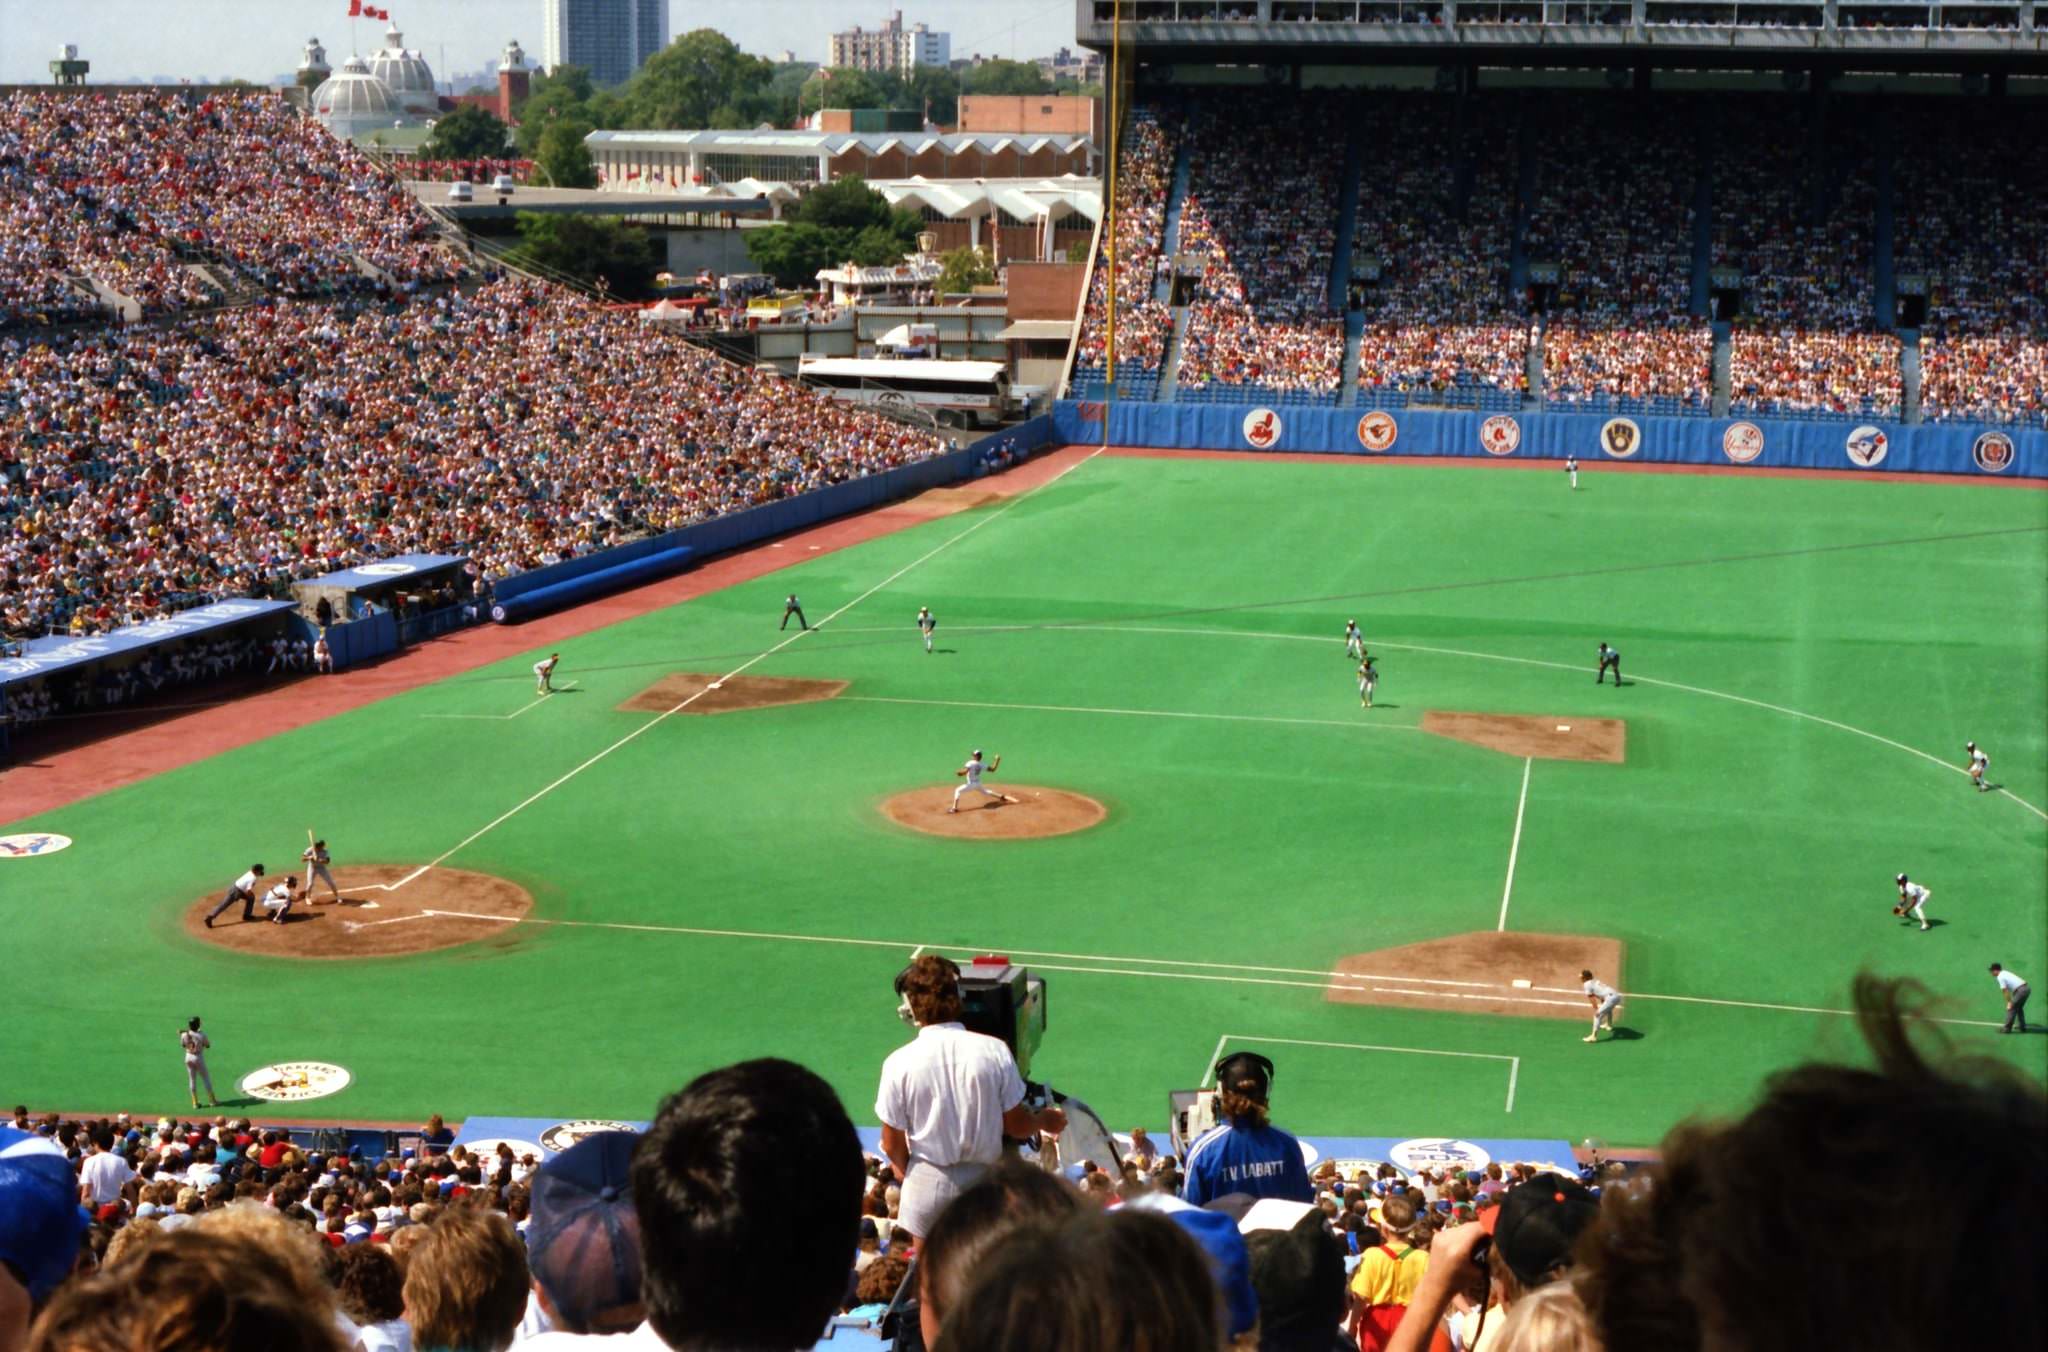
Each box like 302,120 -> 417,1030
348,1 -> 362,15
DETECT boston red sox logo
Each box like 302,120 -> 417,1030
1242,407 -> 1282,450
1479,415 -> 1521,456
1972,431 -> 2015,474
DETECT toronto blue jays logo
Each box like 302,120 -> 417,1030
0,833 -> 72,858
1845,425 -> 1889,468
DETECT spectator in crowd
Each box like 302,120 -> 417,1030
401,1204 -> 529,1352
915,1161 -> 1084,1349
328,1245 -> 412,1352
875,955 -> 1068,1240
74,1128 -> 134,1208
1348,1194 -> 1428,1351
1576,975 -> 2046,1352
1244,1205 -> 1351,1352
419,1116 -> 455,1157
29,1225 -> 348,1352
937,1207 -> 1226,1351
520,1131 -> 644,1343
631,1058 -> 865,1351
1182,1052 -> 1313,1208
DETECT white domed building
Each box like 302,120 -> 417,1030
366,24 -> 440,116
309,55 -> 403,139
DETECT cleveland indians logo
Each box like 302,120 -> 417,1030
1845,426 -> 1889,468
0,833 -> 71,857
1600,417 -> 1641,458
1479,415 -> 1521,456
1356,410 -> 1398,452
1972,431 -> 2015,474
1242,408 -> 1282,450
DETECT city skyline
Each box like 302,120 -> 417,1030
0,0 -> 1081,87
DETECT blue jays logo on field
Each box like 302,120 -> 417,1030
1972,431 -> 2015,474
1844,425 -> 1889,468
0,833 -> 72,858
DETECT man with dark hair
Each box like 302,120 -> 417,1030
876,955 -> 1066,1240
632,1058 -> 865,1350
1991,962 -> 2030,1033
915,1160 -> 1083,1348
1182,1052 -> 1313,1207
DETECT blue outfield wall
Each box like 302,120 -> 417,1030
489,415 -> 1061,623
1052,401 -> 2045,479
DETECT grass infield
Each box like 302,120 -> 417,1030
5,453 -> 2044,1145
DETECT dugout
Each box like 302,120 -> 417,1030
293,554 -> 477,666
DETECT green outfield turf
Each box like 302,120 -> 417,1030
5,453 -> 2044,1145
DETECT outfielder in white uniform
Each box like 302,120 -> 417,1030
917,606 -> 937,654
181,1017 -> 216,1110
303,839 -> 340,902
1566,456 -> 1579,490
535,653 -> 561,694
1966,741 -> 1989,792
261,877 -> 302,924
1344,620 -> 1364,660
1895,873 -> 1933,932
950,749 -> 1010,813
1581,970 -> 1621,1042
1357,656 -> 1377,709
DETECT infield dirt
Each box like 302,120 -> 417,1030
184,866 -> 534,960
1328,931 -> 1626,1020
617,672 -> 848,714
881,786 -> 1108,839
1422,711 -> 1626,763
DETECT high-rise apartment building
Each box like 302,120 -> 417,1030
827,10 -> 950,76
541,0 -> 669,87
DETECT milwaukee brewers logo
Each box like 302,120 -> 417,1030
1972,430 -> 2015,474
1356,410 -> 1398,452
1721,422 -> 1764,464
239,1061 -> 352,1102
1479,415 -> 1521,456
1242,408 -> 1282,450
1599,417 -> 1641,458
1845,425 -> 1889,468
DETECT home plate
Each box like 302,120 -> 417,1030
1512,978 -> 1533,988
1556,725 -> 1572,733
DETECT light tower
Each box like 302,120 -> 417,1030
50,44 -> 90,86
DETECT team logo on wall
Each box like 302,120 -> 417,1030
0,833 -> 71,858
1599,417 -> 1642,458
459,1137 -> 546,1163
1972,431 -> 2016,474
1844,425 -> 1889,468
1479,415 -> 1521,456
1356,410 -> 1399,452
239,1061 -> 352,1102
1242,408 -> 1282,450
354,562 -> 417,577
539,1120 -> 637,1154
1721,421 -> 1765,464
1389,1138 -> 1491,1172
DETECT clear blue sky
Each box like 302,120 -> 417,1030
0,0 -> 1084,86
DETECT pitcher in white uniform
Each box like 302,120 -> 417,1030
949,749 -> 1009,813
1581,970 -> 1622,1042
182,1017 -> 217,1110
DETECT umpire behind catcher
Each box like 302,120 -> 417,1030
875,955 -> 1068,1240
1182,1052 -> 1315,1207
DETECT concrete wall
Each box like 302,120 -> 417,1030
1005,261 -> 1085,320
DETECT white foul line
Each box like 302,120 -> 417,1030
1198,1032 -> 1231,1088
383,449 -> 1103,893
1497,756 -> 1532,932
418,682 -> 580,721
843,694 -> 1424,734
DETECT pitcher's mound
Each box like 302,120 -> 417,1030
882,786 -> 1107,840
618,672 -> 847,714
1423,711 -> 1625,763
1328,931 -> 1625,1020
184,866 -> 533,960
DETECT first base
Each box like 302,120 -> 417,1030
1512,978 -> 1533,989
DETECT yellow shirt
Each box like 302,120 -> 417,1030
1349,1242 -> 1429,1307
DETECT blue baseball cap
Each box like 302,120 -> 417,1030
527,1131 -> 644,1335
1133,1194 -> 1258,1337
0,1126 -> 87,1301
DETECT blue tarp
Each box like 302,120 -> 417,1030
305,554 -> 467,591
0,600 -> 297,689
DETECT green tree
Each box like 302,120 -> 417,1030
937,245 -> 996,296
418,105 -> 511,161
510,213 -> 660,296
793,175 -> 910,233
513,65 -> 616,155
534,118 -> 598,189
621,29 -> 774,129
744,221 -> 838,289
898,65 -> 959,125
803,66 -> 891,118
960,60 -> 1050,96
744,178 -> 921,288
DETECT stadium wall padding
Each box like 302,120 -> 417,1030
320,612 -> 397,671
1051,401 -> 2043,479
488,416 -> 1059,623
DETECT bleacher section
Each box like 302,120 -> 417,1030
1070,86 -> 2046,431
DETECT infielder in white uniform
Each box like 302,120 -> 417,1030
534,653 -> 561,694
1894,873 -> 1933,931
1581,969 -> 1621,1042
950,749 -> 1010,813
262,877 -> 302,924
303,838 -> 340,903
1966,741 -> 1989,792
1357,655 -> 1377,709
917,606 -> 937,654
181,1017 -> 217,1110
1344,620 -> 1364,660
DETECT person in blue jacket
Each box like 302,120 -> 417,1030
1181,1051 -> 1314,1207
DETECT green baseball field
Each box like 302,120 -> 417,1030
6,450 -> 2044,1146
